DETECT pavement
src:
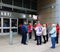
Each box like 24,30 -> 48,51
0,35 -> 60,52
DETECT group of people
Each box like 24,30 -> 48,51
20,21 -> 60,49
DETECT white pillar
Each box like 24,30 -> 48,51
9,30 -> 13,45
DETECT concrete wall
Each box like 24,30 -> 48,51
38,0 -> 60,25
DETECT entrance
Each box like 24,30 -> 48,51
18,19 -> 27,34
0,17 -> 18,35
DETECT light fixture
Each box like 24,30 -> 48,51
23,14 -> 26,18
1,12 -> 3,15
29,14 -> 32,18
4,12 -> 6,16
33,15 -> 37,20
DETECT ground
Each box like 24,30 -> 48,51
0,35 -> 60,52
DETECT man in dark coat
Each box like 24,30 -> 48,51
21,22 -> 28,45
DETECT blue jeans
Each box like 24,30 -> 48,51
51,37 -> 56,48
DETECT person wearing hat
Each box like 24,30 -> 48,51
49,24 -> 56,48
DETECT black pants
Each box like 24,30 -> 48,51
34,30 -> 37,40
46,34 -> 49,42
36,36 -> 42,45
21,33 -> 27,44
56,33 -> 59,44
43,35 -> 46,43
29,32 -> 32,39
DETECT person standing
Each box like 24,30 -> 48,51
56,23 -> 59,44
42,24 -> 47,44
33,23 -> 37,40
28,23 -> 33,39
49,24 -> 56,49
21,22 -> 28,45
35,21 -> 43,45
46,23 -> 49,42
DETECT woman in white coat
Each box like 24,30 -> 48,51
42,24 -> 47,43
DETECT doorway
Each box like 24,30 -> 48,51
18,19 -> 27,34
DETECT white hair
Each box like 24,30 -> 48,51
52,24 -> 56,27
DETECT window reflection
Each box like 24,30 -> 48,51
12,29 -> 17,32
3,19 -> 10,27
3,29 -> 10,33
11,19 -> 17,27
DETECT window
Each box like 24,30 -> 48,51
13,9 -> 25,13
3,18 -> 10,33
12,29 -> 17,32
23,0 -> 30,8
3,29 -> 10,33
2,6 -> 12,11
31,2 -> 37,10
11,19 -> 17,27
3,18 -> 10,27
14,0 -> 22,7
11,19 -> 18,32
2,0 -> 12,5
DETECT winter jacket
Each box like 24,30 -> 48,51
28,24 -> 33,32
49,27 -> 56,37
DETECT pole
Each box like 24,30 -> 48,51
9,30 -> 13,45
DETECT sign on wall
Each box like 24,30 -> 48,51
0,11 -> 12,16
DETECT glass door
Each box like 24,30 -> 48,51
11,18 -> 18,34
3,18 -> 10,34
0,17 -> 18,35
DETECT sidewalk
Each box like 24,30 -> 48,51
0,35 -> 60,52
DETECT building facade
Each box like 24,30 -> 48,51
0,0 -> 38,35
38,0 -> 60,25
